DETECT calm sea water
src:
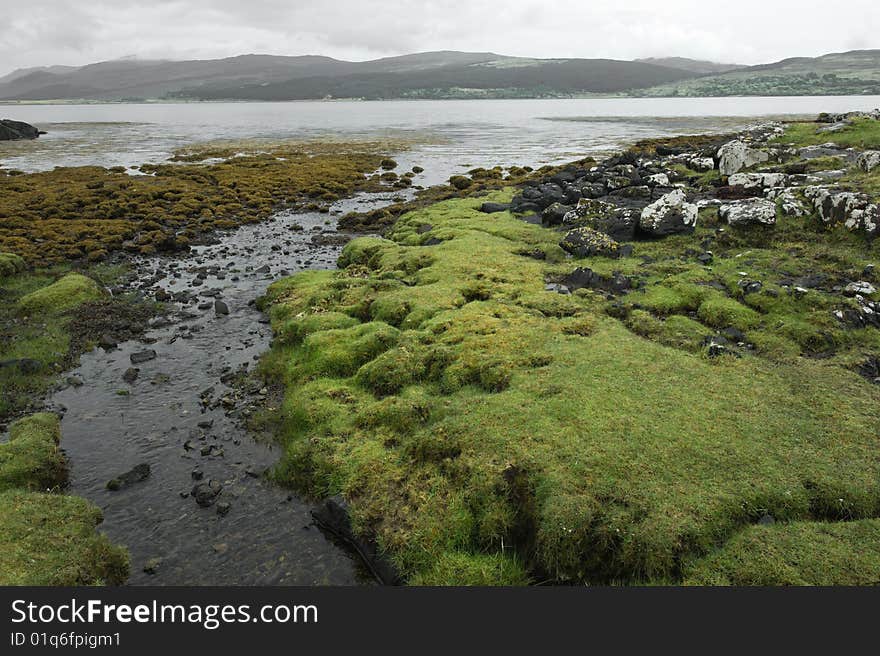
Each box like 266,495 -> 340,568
2,96 -> 880,184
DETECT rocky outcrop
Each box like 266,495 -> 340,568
719,198 -> 778,226
639,189 -> 698,236
0,119 -> 42,140
804,186 -> 879,236
562,198 -> 638,241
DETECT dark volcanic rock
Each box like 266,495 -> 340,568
192,480 -> 223,507
0,119 -> 42,141
562,267 -> 633,295
479,202 -> 510,214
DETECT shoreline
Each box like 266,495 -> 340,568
2,111 -> 880,585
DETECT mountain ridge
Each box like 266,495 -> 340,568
0,49 -> 876,101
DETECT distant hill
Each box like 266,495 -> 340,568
637,49 -> 880,96
1,49 -> 877,101
635,57 -> 745,75
0,52 -> 697,101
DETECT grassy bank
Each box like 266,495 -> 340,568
0,413 -> 129,584
260,121 -> 880,584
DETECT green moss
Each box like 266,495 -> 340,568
683,519 -> 880,585
0,490 -> 129,585
626,310 -> 711,352
697,296 -> 761,330
16,273 -> 104,315
0,413 -> 66,492
262,193 -> 880,584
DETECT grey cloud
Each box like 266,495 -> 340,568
1,0 -> 878,76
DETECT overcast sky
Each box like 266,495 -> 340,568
1,0 -> 878,76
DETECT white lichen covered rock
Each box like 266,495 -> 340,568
804,186 -> 879,236
766,188 -> 807,217
646,173 -> 670,186
727,172 -> 788,189
689,157 -> 715,172
639,189 -> 698,236
857,150 -> 880,173
717,140 -> 770,176
719,198 -> 778,226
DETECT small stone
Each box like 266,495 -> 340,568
214,300 -> 230,315
106,463 -> 151,491
98,334 -> 117,350
216,502 -> 231,516
122,367 -> 140,383
143,558 -> 162,575
130,350 -> 157,365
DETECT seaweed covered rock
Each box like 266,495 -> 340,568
719,198 -> 778,227
639,189 -> 698,236
559,227 -> 620,258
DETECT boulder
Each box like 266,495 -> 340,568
719,198 -> 777,226
559,227 -> 621,258
717,140 -> 770,176
0,119 -> 42,141
639,189 -> 698,236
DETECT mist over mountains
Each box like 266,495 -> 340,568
0,49 -> 877,101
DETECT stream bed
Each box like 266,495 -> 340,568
48,191 -> 403,585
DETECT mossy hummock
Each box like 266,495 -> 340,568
261,186 -> 880,585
